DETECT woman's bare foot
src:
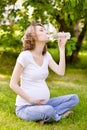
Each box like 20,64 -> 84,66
61,110 -> 74,118
39,120 -> 44,125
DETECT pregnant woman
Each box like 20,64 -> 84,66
10,22 -> 79,124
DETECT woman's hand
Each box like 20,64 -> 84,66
29,98 -> 45,105
58,32 -> 70,50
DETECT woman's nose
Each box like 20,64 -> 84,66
46,31 -> 48,34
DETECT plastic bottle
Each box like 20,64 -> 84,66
50,32 -> 71,40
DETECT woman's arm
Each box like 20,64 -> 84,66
10,63 -> 31,102
10,62 -> 45,104
48,35 -> 67,76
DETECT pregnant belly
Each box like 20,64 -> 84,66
24,84 -> 50,104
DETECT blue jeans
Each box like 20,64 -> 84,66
16,94 -> 79,122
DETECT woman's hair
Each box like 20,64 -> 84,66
21,23 -> 47,55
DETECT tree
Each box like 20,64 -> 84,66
0,0 -> 87,63
22,0 -> 87,63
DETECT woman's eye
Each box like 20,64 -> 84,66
40,29 -> 44,32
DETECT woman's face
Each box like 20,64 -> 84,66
35,25 -> 49,43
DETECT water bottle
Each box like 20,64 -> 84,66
50,32 -> 71,40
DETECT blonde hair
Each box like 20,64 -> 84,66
22,23 -> 47,55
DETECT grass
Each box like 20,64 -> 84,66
0,49 -> 87,130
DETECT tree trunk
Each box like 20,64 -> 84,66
56,14 -> 87,63
69,21 -> 87,63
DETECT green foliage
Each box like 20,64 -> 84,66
0,0 -> 87,62
66,37 -> 77,56
0,24 -> 23,50
81,42 -> 87,50
48,48 -> 59,62
47,40 -> 58,48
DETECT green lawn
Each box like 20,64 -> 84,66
0,49 -> 87,130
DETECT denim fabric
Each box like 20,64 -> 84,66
16,94 -> 79,122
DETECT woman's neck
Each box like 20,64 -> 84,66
31,42 -> 45,57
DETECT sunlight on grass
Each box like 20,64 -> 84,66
0,74 -> 6,79
79,51 -> 87,56
0,74 -> 10,88
0,74 -> 10,79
